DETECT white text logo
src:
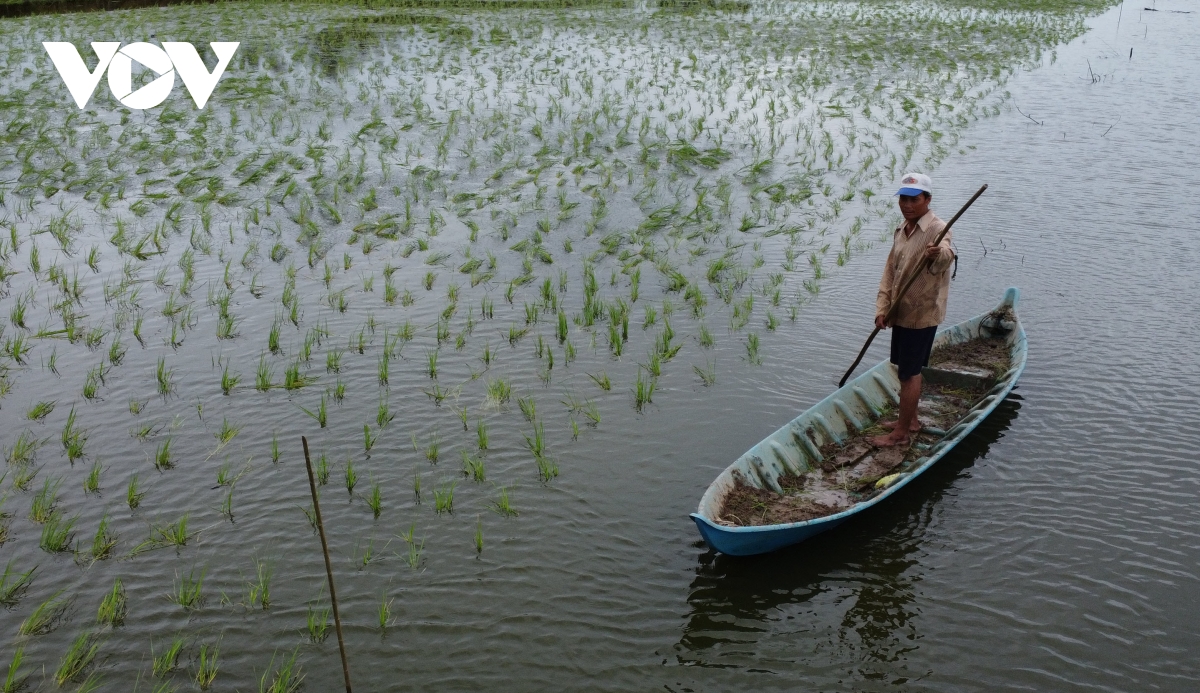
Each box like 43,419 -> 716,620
43,41 -> 239,110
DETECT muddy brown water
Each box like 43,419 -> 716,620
1,1 -> 1199,691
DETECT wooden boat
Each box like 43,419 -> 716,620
690,287 -> 1027,556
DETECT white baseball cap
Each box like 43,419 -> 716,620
895,172 -> 932,197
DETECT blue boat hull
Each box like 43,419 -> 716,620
691,288 -> 1027,556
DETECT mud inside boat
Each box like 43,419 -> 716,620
718,328 -> 1013,528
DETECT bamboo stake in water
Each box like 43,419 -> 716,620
838,184 -> 988,387
302,436 -> 352,693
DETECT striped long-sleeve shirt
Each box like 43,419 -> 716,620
875,211 -> 955,329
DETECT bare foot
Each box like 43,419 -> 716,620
871,431 -> 910,447
880,419 -> 923,432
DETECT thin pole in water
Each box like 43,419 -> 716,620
302,435 -> 352,693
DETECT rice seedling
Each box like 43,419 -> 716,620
245,557 -> 272,610
518,396 -> 537,423
3,645 -> 27,693
316,454 -> 330,486
434,480 -> 457,514
13,465 -> 38,492
96,578 -> 127,627
90,513 -> 118,560
156,356 -> 174,395
216,417 -> 242,445
366,481 -> 383,519
127,473 -> 147,510
152,638 -> 185,678
307,604 -> 331,643
645,352 -> 663,378
155,513 -> 191,547
461,451 -> 486,482
535,454 -> 559,482
30,476 -> 62,523
82,366 -> 101,400
220,487 -> 235,521
493,486 -> 518,518
155,438 -> 174,470
258,648 -> 304,693
284,360 -> 314,390
26,400 -> 55,422
421,431 -> 442,464
485,378 -> 512,407
271,434 -> 281,464
427,348 -> 439,378
40,512 -> 77,553
694,359 -> 717,387
378,594 -> 394,631
0,560 -> 35,607
588,371 -> 612,391
54,630 -> 101,685
256,354 -> 274,391
524,421 -> 546,458
221,363 -> 240,395
634,372 -> 656,412
356,538 -> 381,570
474,515 -> 484,555
20,590 -> 72,635
745,332 -> 762,365
196,643 -> 219,690
298,394 -> 327,428
6,430 -> 41,465
698,324 -> 714,348
344,460 -> 358,495
377,353 -> 389,386
170,568 -> 205,611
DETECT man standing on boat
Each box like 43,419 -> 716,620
871,172 -> 956,447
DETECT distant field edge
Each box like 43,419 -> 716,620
0,0 -> 1121,24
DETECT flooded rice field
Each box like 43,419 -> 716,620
0,0 -> 1197,689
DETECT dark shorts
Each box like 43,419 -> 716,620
890,325 -> 938,381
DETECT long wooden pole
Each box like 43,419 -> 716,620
838,184 -> 988,387
302,436 -> 352,693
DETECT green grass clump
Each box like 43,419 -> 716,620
29,476 -> 62,523
170,568 -> 205,611
152,637 -> 184,678
461,451 -> 486,482
485,378 -> 511,407
493,486 -> 518,517
26,400 -> 55,421
434,480 -> 457,514
96,578 -> 127,627
634,372 -> 656,411
5,430 -> 40,465
196,643 -> 220,690
39,512 -> 77,553
3,645 -> 28,693
0,560 -> 36,607
588,371 -> 611,391
307,604 -> 331,643
55,630 -> 101,685
246,558 -> 272,610
366,481 -> 383,518
154,438 -> 174,470
20,590 -> 72,635
258,648 -> 304,693
127,473 -> 147,509
90,513 -> 118,560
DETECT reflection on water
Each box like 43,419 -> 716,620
675,396 -> 1022,677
